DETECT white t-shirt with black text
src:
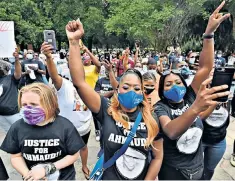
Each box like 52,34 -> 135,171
57,78 -> 92,136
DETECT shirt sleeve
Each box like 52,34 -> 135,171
92,96 -> 108,125
21,62 -> 25,72
154,102 -> 170,118
65,124 -> 85,155
0,123 -> 20,154
38,61 -> 46,71
57,78 -> 74,105
10,74 -> 20,85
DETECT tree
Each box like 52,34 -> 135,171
1,0 -> 52,50
105,0 -> 207,52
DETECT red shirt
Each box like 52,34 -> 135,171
116,59 -> 135,76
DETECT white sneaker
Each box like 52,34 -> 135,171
95,130 -> 100,141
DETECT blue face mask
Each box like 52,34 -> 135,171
118,91 -> 143,109
180,66 -> 192,79
164,85 -> 186,102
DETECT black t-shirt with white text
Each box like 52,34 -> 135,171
93,96 -> 161,180
154,86 -> 204,170
95,77 -> 113,94
21,59 -> 45,84
0,115 -> 85,180
0,75 -> 20,115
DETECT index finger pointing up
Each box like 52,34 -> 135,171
213,1 -> 225,15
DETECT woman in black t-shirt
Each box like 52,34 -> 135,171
201,103 -> 229,180
66,20 -> 163,180
1,83 -> 85,180
154,2 -> 231,180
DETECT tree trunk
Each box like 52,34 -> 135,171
232,14 -> 235,39
88,36 -> 93,51
57,34 -> 61,51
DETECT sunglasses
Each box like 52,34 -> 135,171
161,69 -> 181,76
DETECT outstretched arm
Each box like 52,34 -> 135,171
191,1 -> 230,94
66,20 -> 100,113
157,78 -> 229,140
13,51 -> 22,80
41,42 -> 62,90
83,46 -> 101,72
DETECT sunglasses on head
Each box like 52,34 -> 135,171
161,69 -> 181,76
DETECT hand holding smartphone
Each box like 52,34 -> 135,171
104,52 -> 110,62
211,67 -> 235,102
43,30 -> 57,54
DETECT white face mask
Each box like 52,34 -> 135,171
26,54 -> 33,60
217,54 -> 222,58
189,58 -> 195,64
134,67 -> 142,72
148,69 -> 157,76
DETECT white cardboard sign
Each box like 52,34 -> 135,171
0,21 -> 15,58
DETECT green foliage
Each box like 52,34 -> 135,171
1,0 -> 234,51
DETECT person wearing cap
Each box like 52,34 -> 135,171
0,50 -> 22,132
21,50 -> 46,85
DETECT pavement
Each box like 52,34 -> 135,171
0,117 -> 234,180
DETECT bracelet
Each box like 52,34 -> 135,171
203,33 -> 214,39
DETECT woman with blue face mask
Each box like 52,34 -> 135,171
66,19 -> 163,180
154,2 -> 231,180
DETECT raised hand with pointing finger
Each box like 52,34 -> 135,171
205,1 -> 230,34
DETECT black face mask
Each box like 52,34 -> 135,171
144,87 -> 155,95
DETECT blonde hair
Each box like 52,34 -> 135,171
18,83 -> 60,121
107,75 -> 159,148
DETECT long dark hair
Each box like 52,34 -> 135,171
158,72 -> 188,100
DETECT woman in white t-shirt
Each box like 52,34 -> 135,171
41,43 -> 92,179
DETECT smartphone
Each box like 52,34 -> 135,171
211,67 -> 235,102
104,52 -> 110,62
43,30 -> 57,53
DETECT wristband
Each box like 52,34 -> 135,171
203,33 -> 214,39
49,163 -> 57,175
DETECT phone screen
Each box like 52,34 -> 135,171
211,68 -> 235,102
104,53 -> 110,62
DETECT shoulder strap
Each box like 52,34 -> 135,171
103,112 -> 142,169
